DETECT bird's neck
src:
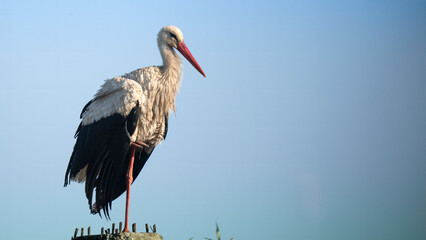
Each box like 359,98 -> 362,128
155,44 -> 183,115
159,44 -> 182,79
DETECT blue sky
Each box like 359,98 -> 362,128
0,1 -> 425,239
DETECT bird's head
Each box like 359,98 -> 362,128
158,25 -> 206,77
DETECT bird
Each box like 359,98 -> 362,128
64,25 -> 205,232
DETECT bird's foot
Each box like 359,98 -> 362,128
90,203 -> 99,214
131,141 -> 148,149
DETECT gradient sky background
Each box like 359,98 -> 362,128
0,1 -> 425,240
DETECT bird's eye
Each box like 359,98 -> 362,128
169,33 -> 178,41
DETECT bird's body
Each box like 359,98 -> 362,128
84,64 -> 180,148
64,26 -> 205,228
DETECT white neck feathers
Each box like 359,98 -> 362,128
153,42 -> 182,117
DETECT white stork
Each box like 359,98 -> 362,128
64,26 -> 205,232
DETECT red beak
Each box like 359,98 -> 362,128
176,41 -> 206,77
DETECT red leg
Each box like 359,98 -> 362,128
123,147 -> 136,233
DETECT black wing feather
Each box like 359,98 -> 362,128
80,100 -> 93,119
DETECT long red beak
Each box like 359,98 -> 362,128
176,41 -> 206,77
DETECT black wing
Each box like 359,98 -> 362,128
64,102 -> 150,218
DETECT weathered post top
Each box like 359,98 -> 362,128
72,223 -> 162,240
74,232 -> 163,240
